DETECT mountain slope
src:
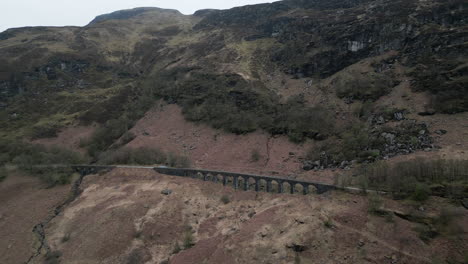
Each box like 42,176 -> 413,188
0,0 -> 467,164
0,2 -> 468,264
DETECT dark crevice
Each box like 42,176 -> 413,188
26,169 -> 102,263
264,136 -> 272,168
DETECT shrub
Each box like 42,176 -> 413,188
167,152 -> 191,168
183,228 -> 195,249
172,242 -> 181,254
75,85 -> 156,158
443,182 -> 466,200
61,233 -> 71,243
85,117 -> 131,158
176,156 -> 191,168
323,219 -> 334,228
411,183 -> 431,202
410,57 -> 468,114
0,166 -> 7,182
79,86 -> 134,124
120,132 -> 136,146
305,140 -> 348,167
221,195 -> 230,204
0,140 -> 85,186
150,71 -> 334,143
360,159 -> 468,198
435,208 -> 462,235
384,213 -> 394,223
134,230 -> 142,239
30,123 -> 61,139
23,165 -> 78,187
358,175 -> 369,193
98,147 -> 191,168
44,250 -> 62,264
7,144 -> 85,169
0,153 -> 9,166
353,101 -> 374,119
126,248 -> 148,264
414,224 -> 438,242
341,124 -> 371,160
334,71 -> 396,101
368,193 -> 384,215
99,147 -> 166,165
251,149 -> 261,162
413,208 -> 462,243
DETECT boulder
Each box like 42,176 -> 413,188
161,189 -> 172,195
302,162 -> 314,171
381,132 -> 396,144
303,160 -> 321,171
377,116 -> 385,124
394,112 -> 404,121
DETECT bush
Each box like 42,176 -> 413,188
78,85 -> 156,157
413,208 -> 462,243
39,170 -> 76,187
368,193 -> 384,215
44,250 -> 62,264
0,166 -> 7,182
172,242 -> 181,254
120,132 -> 136,146
167,152 -> 191,168
220,195 -> 230,204
414,224 -> 438,242
358,175 -> 370,193
410,57 -> 468,114
0,140 -> 85,186
126,248 -> 149,264
251,149 -> 261,162
177,156 -> 191,168
98,147 -> 191,168
6,144 -> 85,169
411,183 -> 431,202
341,124 -> 371,160
435,208 -> 461,231
352,101 -> 374,119
30,123 -> 61,139
360,159 -> 468,198
323,219 -> 334,228
99,147 -> 165,165
183,227 -> 195,249
150,71 -> 334,142
306,124 -> 376,166
85,117 -> 131,158
79,86 -> 135,124
61,233 -> 71,243
334,71 -> 396,101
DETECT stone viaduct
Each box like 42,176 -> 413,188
70,165 -> 336,195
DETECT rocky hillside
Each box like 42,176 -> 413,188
2,168 -> 467,264
0,1 -> 467,264
0,0 -> 467,163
